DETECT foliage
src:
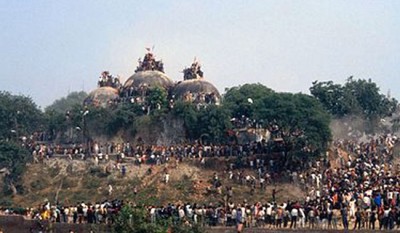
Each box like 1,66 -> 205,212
0,141 -> 31,195
197,104 -> 232,143
82,176 -> 101,189
85,107 -> 117,137
172,101 -> 199,140
43,92 -> 105,142
30,179 -> 46,191
0,92 -> 43,195
113,206 -> 167,233
223,83 -> 274,118
146,86 -> 169,113
113,205 -> 204,233
44,110 -> 69,141
45,91 -> 88,114
310,77 -> 398,119
254,92 -> 331,154
172,101 -> 232,143
223,84 -> 331,154
0,91 -> 44,140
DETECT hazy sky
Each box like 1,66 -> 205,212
1,0 -> 399,109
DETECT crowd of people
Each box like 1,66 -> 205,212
135,49 -> 164,73
183,60 -> 203,80
97,71 -> 122,89
7,131 -> 400,231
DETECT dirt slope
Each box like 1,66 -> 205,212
12,157 -> 305,207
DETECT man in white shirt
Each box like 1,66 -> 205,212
290,207 -> 298,229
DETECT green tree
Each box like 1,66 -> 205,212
44,91 -> 88,142
309,80 -> 357,116
0,141 -> 31,195
146,87 -> 169,114
310,78 -> 397,119
344,77 -> 397,118
44,110 -> 69,142
107,102 -> 145,136
0,92 -> 44,196
113,206 -> 167,233
223,83 -> 331,156
197,104 -> 232,143
223,83 -> 274,118
172,102 -> 232,143
45,91 -> 88,114
172,101 -> 200,140
113,206 -> 204,233
254,92 -> 331,154
0,91 -> 44,140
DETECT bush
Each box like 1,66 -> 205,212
89,166 -> 108,178
47,167 -> 60,177
113,206 -> 205,233
63,177 -> 78,188
0,197 -> 13,207
82,177 -> 101,189
30,180 -> 46,191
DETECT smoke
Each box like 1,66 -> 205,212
330,115 -> 368,141
330,111 -> 400,142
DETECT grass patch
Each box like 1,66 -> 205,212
30,179 -> 47,191
0,197 -> 13,207
89,166 -> 109,178
82,177 -> 101,189
47,167 -> 60,177
70,191 -> 90,203
63,177 -> 78,189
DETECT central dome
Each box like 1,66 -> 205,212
123,70 -> 174,91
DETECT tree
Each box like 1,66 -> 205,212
197,104 -> 232,143
310,78 -> 397,119
44,92 -> 89,142
223,83 -> 274,118
172,102 -> 232,143
0,141 -> 31,195
0,92 -> 45,196
45,91 -> 88,114
113,206 -> 204,233
0,91 -> 44,140
172,101 -> 199,140
254,92 -> 331,155
106,102 -> 145,136
223,83 -> 331,156
146,87 -> 169,114
113,206 -> 167,233
309,80 -> 356,116
344,77 -> 397,118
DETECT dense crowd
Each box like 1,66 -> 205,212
5,133 -> 399,231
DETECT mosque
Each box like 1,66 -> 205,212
84,50 -> 221,108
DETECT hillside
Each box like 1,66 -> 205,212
9,156 -> 305,208
5,133 -> 400,209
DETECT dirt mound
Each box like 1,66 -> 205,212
10,157 -> 305,207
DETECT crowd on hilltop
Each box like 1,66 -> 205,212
97,71 -> 122,89
30,139 -> 308,172
6,132 -> 400,231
